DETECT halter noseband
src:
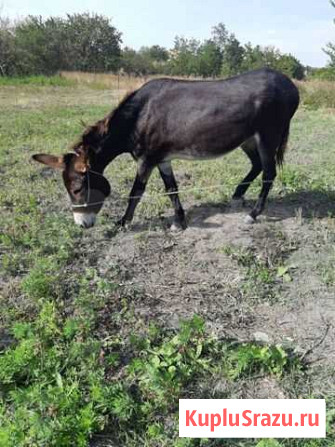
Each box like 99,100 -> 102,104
71,169 -> 107,209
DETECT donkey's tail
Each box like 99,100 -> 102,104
276,125 -> 290,167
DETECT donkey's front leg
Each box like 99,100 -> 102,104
158,162 -> 187,230
118,161 -> 153,227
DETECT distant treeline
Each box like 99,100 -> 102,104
124,23 -> 306,80
0,14 -> 121,76
0,13 -> 334,80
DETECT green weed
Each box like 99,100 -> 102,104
0,295 -> 305,447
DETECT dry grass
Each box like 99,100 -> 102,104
295,79 -> 335,109
60,71 -> 148,92
60,71 -> 335,109
60,71 -> 212,90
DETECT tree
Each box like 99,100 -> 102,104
63,13 -> 122,72
220,34 -> 244,76
212,24 -> 244,76
141,45 -> 169,62
0,17 -> 17,75
121,47 -> 155,75
275,53 -> 304,80
169,37 -> 201,76
14,16 -> 66,75
240,43 -> 265,72
240,44 -> 304,79
0,15 -> 305,78
138,46 -> 169,74
198,40 -> 222,77
3,13 -> 122,75
324,0 -> 335,66
211,23 -> 228,52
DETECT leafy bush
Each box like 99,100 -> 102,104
308,67 -> 335,82
297,80 -> 335,109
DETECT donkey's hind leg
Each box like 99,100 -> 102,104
232,136 -> 262,205
247,132 -> 279,223
158,161 -> 187,230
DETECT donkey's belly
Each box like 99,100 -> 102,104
163,141 -> 241,162
165,149 -> 224,161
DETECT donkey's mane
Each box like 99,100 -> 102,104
72,89 -> 137,152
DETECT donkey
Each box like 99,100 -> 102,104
32,68 -> 299,229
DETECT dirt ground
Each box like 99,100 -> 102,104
83,190 -> 335,402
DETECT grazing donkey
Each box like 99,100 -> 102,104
32,68 -> 299,229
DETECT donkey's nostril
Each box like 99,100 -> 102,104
73,188 -> 82,195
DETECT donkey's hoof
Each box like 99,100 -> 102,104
170,216 -> 187,232
170,223 -> 183,232
170,221 -> 187,232
244,214 -> 256,225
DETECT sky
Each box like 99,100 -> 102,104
1,0 -> 334,67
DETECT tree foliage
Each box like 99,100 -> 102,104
121,47 -> 154,75
240,45 -> 304,80
168,36 -> 202,76
0,13 -> 122,75
220,33 -> 245,76
140,45 -> 169,62
198,40 -> 223,77
13,16 -> 66,75
0,18 -> 17,76
62,13 -> 122,72
0,14 -> 305,79
162,23 -> 304,79
324,0 -> 335,67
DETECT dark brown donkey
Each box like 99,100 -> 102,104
32,68 -> 299,229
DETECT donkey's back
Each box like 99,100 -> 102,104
133,68 -> 299,162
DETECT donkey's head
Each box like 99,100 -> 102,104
32,144 -> 111,228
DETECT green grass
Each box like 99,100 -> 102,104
0,75 -> 75,87
1,82 -> 335,446
0,304 -> 303,446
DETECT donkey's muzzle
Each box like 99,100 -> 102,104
73,212 -> 97,228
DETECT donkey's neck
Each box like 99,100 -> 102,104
98,144 -> 126,169
95,91 -> 139,171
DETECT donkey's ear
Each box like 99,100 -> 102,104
32,154 -> 65,170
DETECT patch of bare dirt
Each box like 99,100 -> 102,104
96,195 -> 335,397
99,205 -> 254,335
